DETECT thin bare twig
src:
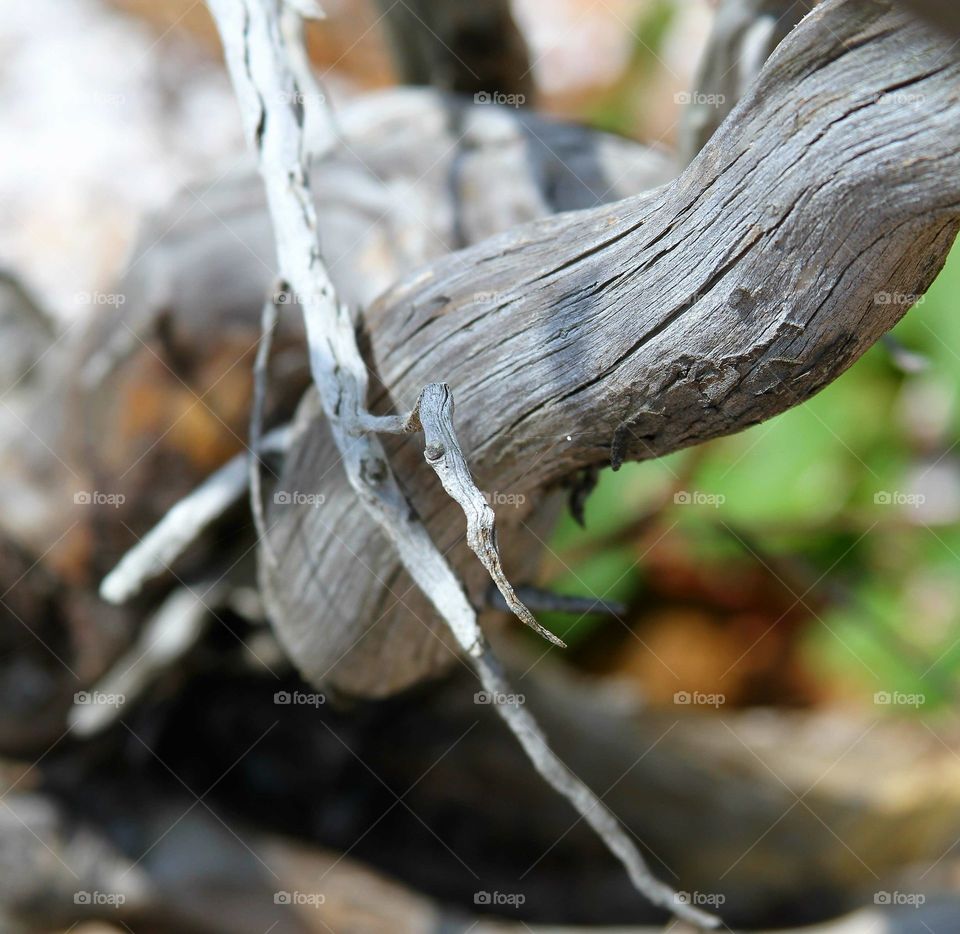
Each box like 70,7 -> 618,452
475,649 -> 702,919
250,292 -> 280,567
413,383 -> 565,648
100,425 -> 290,603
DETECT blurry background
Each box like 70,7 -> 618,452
1,0 -> 707,316
4,0 -> 960,930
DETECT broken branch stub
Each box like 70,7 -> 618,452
414,383 -> 566,648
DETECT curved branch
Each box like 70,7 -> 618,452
368,0 -> 960,479
266,0 -> 960,695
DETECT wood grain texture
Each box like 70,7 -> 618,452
265,0 -> 960,696
3,89 -> 669,578
0,86 -> 666,754
201,4 -> 719,921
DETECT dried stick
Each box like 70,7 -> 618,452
203,0 -> 717,924
378,383 -> 565,648
278,0 -> 339,155
414,384 -> 564,647
250,293 -> 280,567
100,425 -> 290,603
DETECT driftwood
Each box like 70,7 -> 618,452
89,5 -> 960,918
262,0 -> 960,699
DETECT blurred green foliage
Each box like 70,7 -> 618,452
545,246 -> 960,711
545,0 -> 960,709
588,0 -> 677,137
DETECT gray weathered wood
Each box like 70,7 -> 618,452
204,1 -> 714,924
87,98 -> 670,683
266,0 -> 960,699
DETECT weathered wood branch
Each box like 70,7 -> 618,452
412,383 -> 564,647
265,0 -> 960,699
203,0 -> 715,924
0,86 -> 668,750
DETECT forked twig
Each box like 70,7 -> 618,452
358,382 -> 566,646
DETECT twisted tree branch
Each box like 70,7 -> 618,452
265,0 -> 960,701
